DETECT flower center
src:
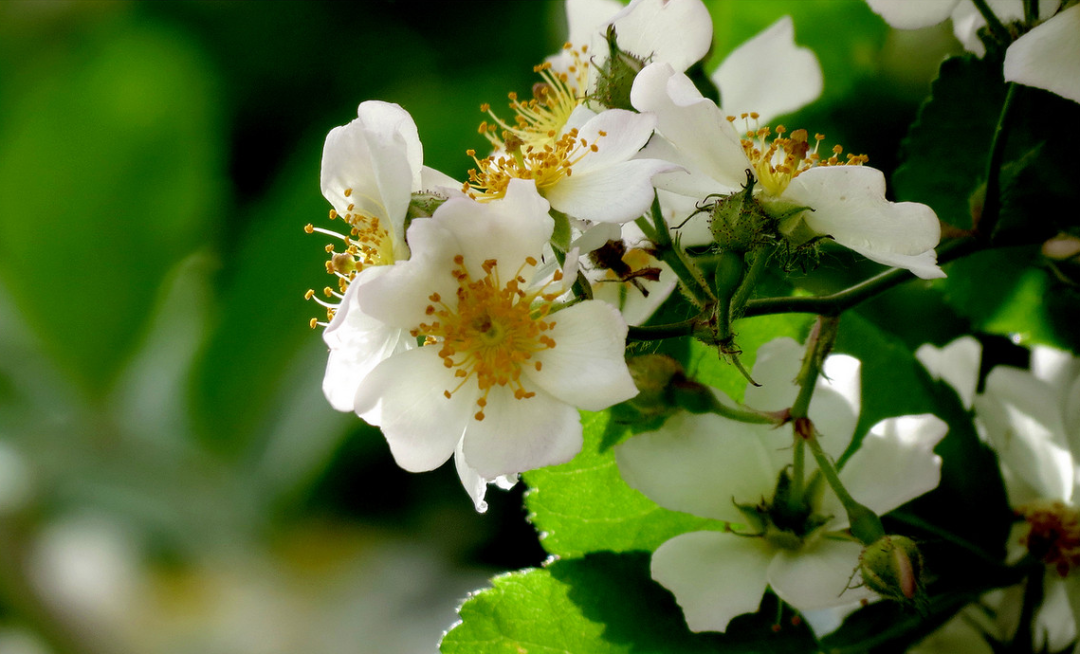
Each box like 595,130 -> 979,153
410,255 -> 563,421
465,47 -> 599,202
304,187 -> 397,328
728,113 -> 869,197
1017,499 -> 1080,577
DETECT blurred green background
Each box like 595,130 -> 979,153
0,1 -> 959,652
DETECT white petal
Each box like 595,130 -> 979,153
915,336 -> 982,409
459,385 -> 583,479
767,539 -> 876,611
1004,4 -> 1080,104
781,166 -> 944,279
322,266 -> 412,413
821,414 -> 947,529
712,16 -> 823,124
547,158 -> 677,223
574,109 -> 658,170
356,100 -> 423,190
604,0 -> 713,73
356,220 -> 461,329
352,346 -> 471,472
975,366 -> 1075,503
744,338 -> 862,462
455,438 -> 490,513
320,101 -> 422,258
651,531 -> 774,633
527,301 -> 638,410
438,179 -> 554,280
800,604 -> 865,637
638,135 -> 733,201
865,0 -> 960,29
1034,575 -> 1079,652
615,411 -> 779,523
565,0 -> 626,48
419,165 -> 464,198
631,63 -> 750,191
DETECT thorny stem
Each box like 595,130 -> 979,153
627,316 -> 699,341
785,317 -> 837,513
743,237 -> 982,317
643,195 -> 715,308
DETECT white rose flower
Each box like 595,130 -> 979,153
352,179 -> 638,510
616,337 -> 948,632
631,62 -> 944,279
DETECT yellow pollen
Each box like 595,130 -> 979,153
417,254 -> 563,420
736,115 -> 868,197
466,46 -> 592,201
1018,500 -> 1080,577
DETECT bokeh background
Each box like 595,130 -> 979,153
0,2 -> 960,652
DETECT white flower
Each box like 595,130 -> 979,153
615,337 -> 947,632
915,338 -> 1080,652
631,62 -> 945,279
865,0 -> 1079,104
315,101 -> 456,415
351,179 -> 638,510
467,104 -> 677,225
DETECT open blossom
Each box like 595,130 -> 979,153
312,101 -> 436,413
865,0 -> 1080,104
918,338 -> 1080,651
350,179 -> 638,510
616,337 -> 947,632
971,344 -> 1080,651
632,60 -> 944,279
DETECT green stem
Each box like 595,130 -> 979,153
1023,0 -> 1038,23
730,245 -> 770,317
978,82 -> 1020,243
708,396 -> 787,425
970,0 -> 1013,43
626,317 -> 699,341
1008,570 -> 1043,654
785,317 -> 837,512
743,237 -> 983,318
645,195 -> 715,307
805,427 -> 886,545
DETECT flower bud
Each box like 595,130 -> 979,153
591,25 -> 647,111
859,535 -> 927,608
707,171 -> 774,254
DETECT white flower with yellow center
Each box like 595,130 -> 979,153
351,179 -> 638,510
308,101 -> 457,415
615,337 -> 948,633
631,61 -> 945,279
466,98 -> 675,224
865,0 -> 1079,104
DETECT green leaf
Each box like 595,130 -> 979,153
0,25 -> 223,394
441,552 -> 817,654
689,312 -> 813,401
524,411 -> 719,558
893,54 -> 1006,230
525,314 -> 810,558
935,247 -> 1080,351
838,313 -> 1011,563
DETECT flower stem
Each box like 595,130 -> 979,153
804,424 -> 886,545
970,0 -> 1013,43
743,237 -> 983,318
626,317 -> 699,341
641,195 -> 715,307
785,317 -> 837,512
1023,0 -> 1038,23
977,82 -> 1020,243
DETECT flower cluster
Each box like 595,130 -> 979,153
299,0 -> 1080,646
